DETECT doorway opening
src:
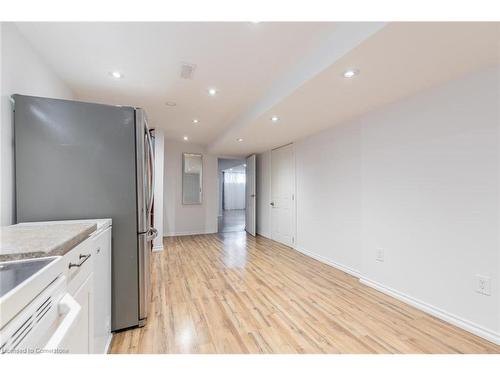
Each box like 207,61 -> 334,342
217,158 -> 246,233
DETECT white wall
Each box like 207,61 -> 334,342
163,139 -> 218,236
0,22 -> 73,226
257,67 -> 500,342
295,121 -> 363,275
152,129 -> 165,251
358,67 -> 499,338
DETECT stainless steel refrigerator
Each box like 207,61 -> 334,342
13,94 -> 157,331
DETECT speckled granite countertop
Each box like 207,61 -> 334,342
0,222 -> 97,262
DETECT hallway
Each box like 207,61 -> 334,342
218,209 -> 246,233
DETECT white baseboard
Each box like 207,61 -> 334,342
256,231 -> 272,240
360,277 -> 500,345
165,230 -> 217,237
294,246 -> 362,279
291,244 -> 500,346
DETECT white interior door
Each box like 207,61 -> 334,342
245,154 -> 256,236
271,144 -> 295,247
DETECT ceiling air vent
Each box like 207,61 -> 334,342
180,62 -> 196,79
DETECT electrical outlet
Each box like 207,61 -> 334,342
376,249 -> 384,262
476,275 -> 491,296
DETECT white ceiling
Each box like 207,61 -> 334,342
209,22 -> 500,155
15,22 -> 335,145
15,22 -> 500,157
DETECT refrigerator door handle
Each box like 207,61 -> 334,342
145,123 -> 155,215
136,109 -> 148,234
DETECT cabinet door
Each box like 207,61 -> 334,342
92,227 -> 112,353
65,273 -> 94,354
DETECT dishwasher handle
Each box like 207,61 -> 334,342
44,293 -> 82,352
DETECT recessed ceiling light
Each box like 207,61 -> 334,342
243,164 -> 247,167
192,119 -> 199,124
343,69 -> 359,79
236,138 -> 243,142
208,88 -> 217,96
110,71 -> 123,79
183,136 -> 189,141
165,101 -> 176,106
271,115 -> 279,123
229,168 -> 233,171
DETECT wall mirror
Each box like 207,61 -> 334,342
182,153 -> 203,205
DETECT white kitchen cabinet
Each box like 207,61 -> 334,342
11,219 -> 112,354
91,226 -> 112,353
64,273 -> 94,354
62,237 -> 94,354
5,219 -> 112,354
40,219 -> 112,353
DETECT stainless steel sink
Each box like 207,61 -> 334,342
0,257 -> 57,298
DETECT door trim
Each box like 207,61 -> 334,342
245,154 -> 257,236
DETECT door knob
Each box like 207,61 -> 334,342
270,202 -> 275,206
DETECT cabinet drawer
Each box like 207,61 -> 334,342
64,239 -> 93,295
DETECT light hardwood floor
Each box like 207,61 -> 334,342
110,232 -> 500,354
